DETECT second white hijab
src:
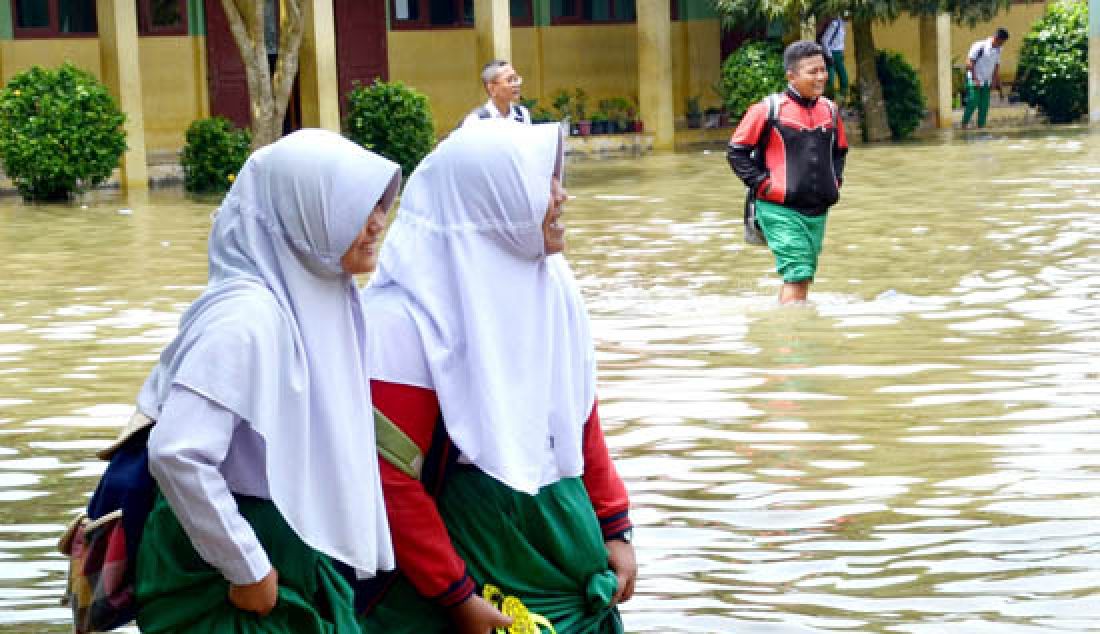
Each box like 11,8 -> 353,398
367,120 -> 596,495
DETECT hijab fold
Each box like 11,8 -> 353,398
137,129 -> 399,577
367,121 -> 596,495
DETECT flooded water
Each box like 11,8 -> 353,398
3,127 -> 1100,632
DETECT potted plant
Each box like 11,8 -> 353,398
686,95 -> 703,128
600,97 -> 633,133
574,88 -> 590,136
704,105 -> 723,128
588,112 -> 608,134
551,89 -> 574,135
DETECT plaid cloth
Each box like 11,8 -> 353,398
59,412 -> 156,633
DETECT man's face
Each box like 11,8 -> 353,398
993,36 -> 1007,49
787,55 -> 828,99
487,64 -> 522,103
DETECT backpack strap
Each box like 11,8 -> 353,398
374,407 -> 424,480
753,93 -> 782,167
374,405 -> 456,498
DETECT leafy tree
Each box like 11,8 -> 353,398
345,80 -> 436,179
180,117 -> 252,193
0,63 -> 127,201
219,0 -> 303,149
876,50 -> 926,139
718,41 -> 788,120
1015,0 -> 1087,123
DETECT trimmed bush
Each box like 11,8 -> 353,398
346,80 -> 435,179
876,51 -> 926,140
1016,0 -> 1087,124
0,63 -> 127,201
180,117 -> 251,193
719,41 -> 787,122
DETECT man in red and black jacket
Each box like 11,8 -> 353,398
728,40 -> 849,304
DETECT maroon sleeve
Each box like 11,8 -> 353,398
371,380 -> 476,607
580,400 -> 633,539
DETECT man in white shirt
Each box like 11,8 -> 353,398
819,15 -> 848,104
962,27 -> 1010,129
462,60 -> 531,126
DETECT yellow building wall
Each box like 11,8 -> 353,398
138,37 -> 209,152
673,19 -> 722,113
389,20 -> 723,133
388,29 -> 482,132
0,37 -> 207,153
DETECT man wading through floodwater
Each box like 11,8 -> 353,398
727,40 -> 849,304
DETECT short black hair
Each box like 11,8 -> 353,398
995,27 -> 1009,40
783,40 -> 826,73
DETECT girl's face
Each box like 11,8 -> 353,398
542,177 -> 568,255
340,203 -> 387,274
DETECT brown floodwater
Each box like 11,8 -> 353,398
2,127 -> 1100,632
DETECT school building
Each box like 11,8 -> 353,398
0,0 -> 1048,186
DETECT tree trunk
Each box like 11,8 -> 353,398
221,0 -> 303,149
852,16 -> 891,142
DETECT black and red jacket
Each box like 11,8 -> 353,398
727,89 -> 849,216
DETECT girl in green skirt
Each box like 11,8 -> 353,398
360,120 -> 637,633
131,130 -> 400,632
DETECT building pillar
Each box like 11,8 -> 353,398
919,13 -> 952,129
1090,0 -> 1100,123
637,0 -> 674,149
298,0 -> 340,131
96,0 -> 148,189
475,0 -> 511,68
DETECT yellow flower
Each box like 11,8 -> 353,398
12,90 -> 21,97
227,173 -> 236,183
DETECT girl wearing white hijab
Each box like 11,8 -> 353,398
132,129 -> 399,633
359,120 -> 636,634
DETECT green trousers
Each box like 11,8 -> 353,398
827,51 -> 849,100
754,199 -> 828,283
361,468 -> 623,634
136,493 -> 361,634
962,82 -> 992,128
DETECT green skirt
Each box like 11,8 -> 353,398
755,199 -> 828,283
361,467 -> 623,634
136,493 -> 360,634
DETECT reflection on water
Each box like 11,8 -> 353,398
3,128 -> 1100,632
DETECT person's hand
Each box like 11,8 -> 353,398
448,594 -> 513,634
228,568 -> 279,616
606,539 -> 637,604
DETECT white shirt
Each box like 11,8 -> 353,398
822,19 -> 846,52
147,385 -> 273,585
462,99 -> 531,126
968,38 -> 1002,86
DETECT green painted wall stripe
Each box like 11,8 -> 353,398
189,0 -> 206,36
680,0 -> 717,21
0,0 -> 14,40
534,0 -> 550,27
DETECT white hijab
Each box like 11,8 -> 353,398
366,120 -> 596,495
137,129 -> 399,577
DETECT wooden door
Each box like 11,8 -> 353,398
204,0 -> 251,129
334,0 -> 389,118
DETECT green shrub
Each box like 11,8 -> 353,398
876,50 -> 926,140
345,79 -> 435,178
1016,0 -> 1087,124
718,41 -> 787,122
0,63 -> 127,201
180,117 -> 251,193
